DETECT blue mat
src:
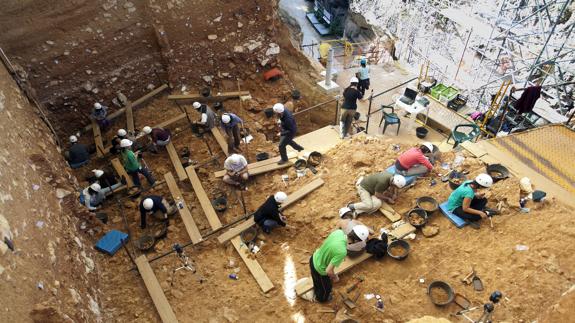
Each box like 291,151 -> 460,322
386,165 -> 417,185
95,230 -> 129,255
439,202 -> 467,228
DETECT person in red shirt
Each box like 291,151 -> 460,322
395,142 -> 436,176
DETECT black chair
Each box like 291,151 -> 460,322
379,105 -> 401,135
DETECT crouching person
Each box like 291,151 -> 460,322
395,142 -> 436,176
254,192 -> 288,234
222,154 -> 249,188
348,173 -> 406,215
337,207 -> 371,257
139,195 -> 176,229
447,174 -> 498,229
80,183 -> 105,211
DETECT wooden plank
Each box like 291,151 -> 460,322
379,202 -> 402,222
217,178 -> 325,243
295,253 -> 373,296
210,128 -> 229,156
248,161 -> 293,176
213,152 -> 298,177
164,172 -> 202,244
184,166 -> 222,230
168,91 -> 250,101
92,119 -> 106,157
389,222 -> 416,239
135,113 -> 188,140
166,142 -> 187,181
135,255 -> 179,323
111,158 -> 134,187
126,101 -> 135,134
230,236 -> 274,293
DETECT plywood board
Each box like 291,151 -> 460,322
217,219 -> 256,244
135,255 -> 179,323
164,172 -> 202,244
168,91 -> 250,101
166,142 -> 187,181
210,128 -> 229,156
92,119 -> 106,157
230,236 -> 274,293
389,222 -> 416,239
184,166 -> 222,230
111,158 -> 134,187
247,161 -> 293,176
460,141 -> 487,158
379,202 -> 402,222
125,101 -> 135,134
213,152 -> 298,178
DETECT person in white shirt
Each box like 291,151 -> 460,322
223,154 -> 249,188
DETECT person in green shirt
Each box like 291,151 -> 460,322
309,227 -> 368,302
119,139 -> 155,188
447,174 -> 497,228
348,172 -> 407,216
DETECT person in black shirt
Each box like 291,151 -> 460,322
273,103 -> 304,165
340,77 -> 363,139
110,129 -> 128,154
253,192 -> 288,233
66,135 -> 90,169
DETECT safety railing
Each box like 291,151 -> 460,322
293,96 -> 341,127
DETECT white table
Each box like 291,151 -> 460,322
395,96 -> 429,131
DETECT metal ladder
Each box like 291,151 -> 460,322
480,79 -> 512,135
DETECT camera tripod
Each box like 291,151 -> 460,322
170,243 -> 195,286
456,291 -> 502,323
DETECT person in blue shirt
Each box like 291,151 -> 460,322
91,102 -> 110,131
447,173 -> 498,228
357,58 -> 370,96
66,135 -> 90,169
221,113 -> 243,153
273,103 -> 304,164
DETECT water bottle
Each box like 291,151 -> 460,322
376,295 -> 384,309
228,273 -> 239,280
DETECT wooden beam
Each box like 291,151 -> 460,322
210,128 -> 229,156
135,113 -> 188,140
217,178 -> 325,243
163,172 -> 202,244
247,161 -> 293,176
125,101 -> 135,134
379,202 -> 402,222
184,165 -> 222,230
91,119 -> 107,157
168,91 -> 250,101
135,255 -> 179,323
111,158 -> 134,187
213,152 -> 298,178
166,142 -> 187,181
230,236 -> 274,293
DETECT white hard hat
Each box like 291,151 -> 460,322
274,191 -> 288,203
92,169 -> 104,178
272,103 -> 285,114
229,153 -> 243,164
193,102 -> 202,109
89,183 -> 101,192
69,135 -> 78,143
350,76 -> 359,84
352,225 -> 369,241
222,114 -> 231,124
120,139 -> 133,148
339,207 -> 353,218
143,198 -> 154,210
475,173 -> 493,188
117,129 -> 127,137
421,142 -> 434,153
94,102 -> 102,109
392,174 -> 407,188
143,126 -> 152,134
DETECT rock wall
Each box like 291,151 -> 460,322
0,64 -> 102,322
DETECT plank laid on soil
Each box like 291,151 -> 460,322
135,113 -> 188,140
135,255 -> 179,323
230,236 -> 274,293
166,142 -> 187,181
389,222 -> 416,239
379,202 -> 402,222
185,165 -> 222,230
210,128 -> 229,156
92,119 -> 107,157
213,152 -> 297,177
168,91 -> 250,101
111,158 -> 134,187
125,101 -> 135,134
164,172 -> 202,244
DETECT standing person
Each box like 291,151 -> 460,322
221,113 -> 243,153
394,142 -> 435,176
192,101 -> 217,130
447,174 -> 498,228
336,208 -> 371,257
139,195 -> 176,229
119,139 -> 155,189
340,77 -> 363,139
222,154 -> 249,188
88,169 -> 123,195
142,126 -> 171,153
66,135 -> 90,169
348,173 -> 406,215
309,228 -> 365,302
80,183 -> 105,211
110,129 -> 128,154
357,58 -> 370,96
273,103 -> 304,165
91,102 -> 110,130
253,192 -> 288,234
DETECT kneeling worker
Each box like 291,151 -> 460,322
139,195 -> 176,229
254,192 -> 288,233
447,174 -> 498,228
348,172 -> 406,215
222,154 -> 249,188
337,207 -> 371,257
66,135 -> 90,169
309,226 -> 368,302
143,126 -> 171,152
192,102 -> 217,130
395,142 -> 435,176
81,183 -> 105,211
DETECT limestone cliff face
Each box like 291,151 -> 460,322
0,64 -> 102,322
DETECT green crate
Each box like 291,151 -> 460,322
440,86 -> 459,102
430,83 -> 448,100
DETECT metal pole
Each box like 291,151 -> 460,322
334,98 -> 340,126
325,48 -> 334,87
454,28 -> 473,81
365,89 -> 374,134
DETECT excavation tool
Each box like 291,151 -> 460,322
455,291 -> 502,323
346,276 -> 365,293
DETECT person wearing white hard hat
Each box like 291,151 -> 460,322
253,191 -> 289,233
142,126 -> 171,152
66,135 -> 90,169
447,173 -> 499,228
87,169 -> 123,195
138,195 -> 176,229
273,103 -> 304,165
222,154 -> 249,187
110,128 -> 129,154
193,101 -> 217,130
80,182 -> 106,211
339,76 -> 363,139
336,211 -> 372,257
348,172 -> 406,215
91,102 -> 110,130
119,138 -> 155,188
220,112 -> 243,153
394,142 -> 437,176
